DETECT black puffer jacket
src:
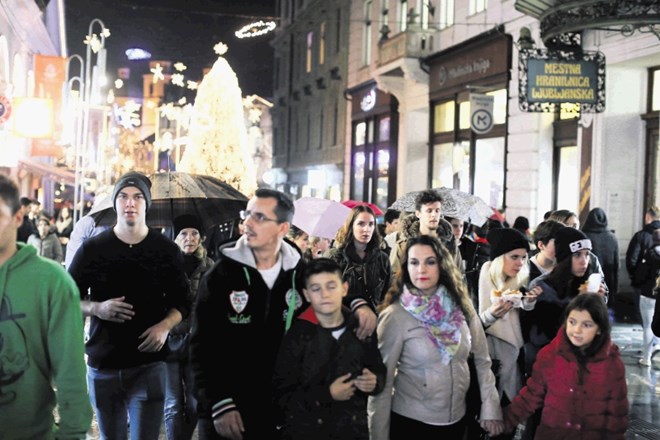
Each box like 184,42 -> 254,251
325,242 -> 391,312
626,219 -> 660,286
582,207 -> 619,299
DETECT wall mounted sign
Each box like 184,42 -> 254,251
519,49 -> 605,113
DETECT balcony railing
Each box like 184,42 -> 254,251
378,26 -> 435,67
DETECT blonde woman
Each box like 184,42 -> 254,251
478,228 -> 541,415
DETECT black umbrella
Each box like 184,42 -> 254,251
88,171 -> 249,232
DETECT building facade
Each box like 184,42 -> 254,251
0,0 -> 68,212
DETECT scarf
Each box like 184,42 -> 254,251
399,284 -> 465,364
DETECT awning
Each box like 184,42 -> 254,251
515,0 -> 660,45
18,159 -> 75,185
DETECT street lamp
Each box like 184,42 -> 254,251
65,18 -> 109,223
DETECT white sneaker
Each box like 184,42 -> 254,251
639,358 -> 652,367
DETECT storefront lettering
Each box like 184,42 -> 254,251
526,58 -> 600,105
446,58 -> 491,81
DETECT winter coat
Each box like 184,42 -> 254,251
626,219 -> 660,286
582,208 -> 619,299
504,327 -> 628,439
390,213 -> 462,277
325,242 -> 391,312
368,297 -> 501,439
273,307 -> 386,440
27,231 -> 63,263
523,256 -> 607,373
478,261 -> 536,401
189,235 -> 307,435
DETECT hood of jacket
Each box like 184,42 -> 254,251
0,243 -> 37,306
399,212 -> 454,244
582,208 -> 609,232
644,220 -> 660,235
221,234 -> 301,271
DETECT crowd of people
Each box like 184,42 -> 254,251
4,171 -> 660,439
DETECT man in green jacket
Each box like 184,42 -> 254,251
0,173 -> 92,439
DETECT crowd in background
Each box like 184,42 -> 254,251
5,171 -> 660,439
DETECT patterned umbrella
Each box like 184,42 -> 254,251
88,172 -> 248,232
389,187 -> 492,226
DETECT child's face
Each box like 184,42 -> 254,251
303,272 -> 347,318
571,249 -> 590,277
566,309 -> 600,349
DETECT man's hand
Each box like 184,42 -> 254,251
354,306 -> 377,340
137,322 -> 169,352
93,296 -> 134,322
215,411 -> 245,440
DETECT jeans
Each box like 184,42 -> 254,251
640,295 -> 658,362
87,361 -> 166,440
164,360 -> 197,440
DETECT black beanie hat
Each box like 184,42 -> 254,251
173,214 -> 203,237
554,226 -> 592,263
487,227 -> 530,260
112,172 -> 152,212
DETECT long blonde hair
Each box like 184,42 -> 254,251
488,253 -> 530,291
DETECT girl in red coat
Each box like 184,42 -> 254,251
504,293 -> 628,439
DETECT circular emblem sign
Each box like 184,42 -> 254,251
0,95 -> 11,123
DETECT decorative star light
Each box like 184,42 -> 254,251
174,62 -> 187,72
214,42 -> 228,56
171,73 -> 185,87
178,97 -> 187,105
101,28 -> 111,38
84,33 -> 102,53
187,81 -> 198,90
117,100 -> 141,129
151,63 -> 165,84
235,20 -> 277,39
248,107 -> 262,124
114,79 -> 123,89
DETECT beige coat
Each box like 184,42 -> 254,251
368,299 -> 501,439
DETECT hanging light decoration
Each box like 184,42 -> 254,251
235,20 -> 276,39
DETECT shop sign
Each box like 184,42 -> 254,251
519,49 -> 605,113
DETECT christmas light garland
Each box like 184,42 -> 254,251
235,20 -> 276,38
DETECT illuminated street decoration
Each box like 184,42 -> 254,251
151,63 -> 165,83
116,100 -> 141,129
235,20 -> 277,39
174,62 -> 187,71
187,81 -> 199,90
171,73 -> 185,87
125,48 -> 152,60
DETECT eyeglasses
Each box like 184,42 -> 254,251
239,210 -> 280,224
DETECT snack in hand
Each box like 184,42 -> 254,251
493,289 -> 503,297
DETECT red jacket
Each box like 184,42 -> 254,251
504,327 -> 628,439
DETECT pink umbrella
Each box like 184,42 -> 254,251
340,200 -> 384,216
293,197 -> 351,240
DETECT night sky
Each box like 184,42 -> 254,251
65,0 -> 277,98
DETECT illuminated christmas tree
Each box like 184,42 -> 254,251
178,42 -> 257,195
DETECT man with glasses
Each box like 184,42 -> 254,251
190,188 -> 307,440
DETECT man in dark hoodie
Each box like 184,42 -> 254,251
582,207 -> 619,307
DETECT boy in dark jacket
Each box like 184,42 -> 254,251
273,258 -> 386,440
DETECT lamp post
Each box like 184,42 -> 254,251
65,18 -> 109,223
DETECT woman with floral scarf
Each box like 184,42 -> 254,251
368,235 -> 503,439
